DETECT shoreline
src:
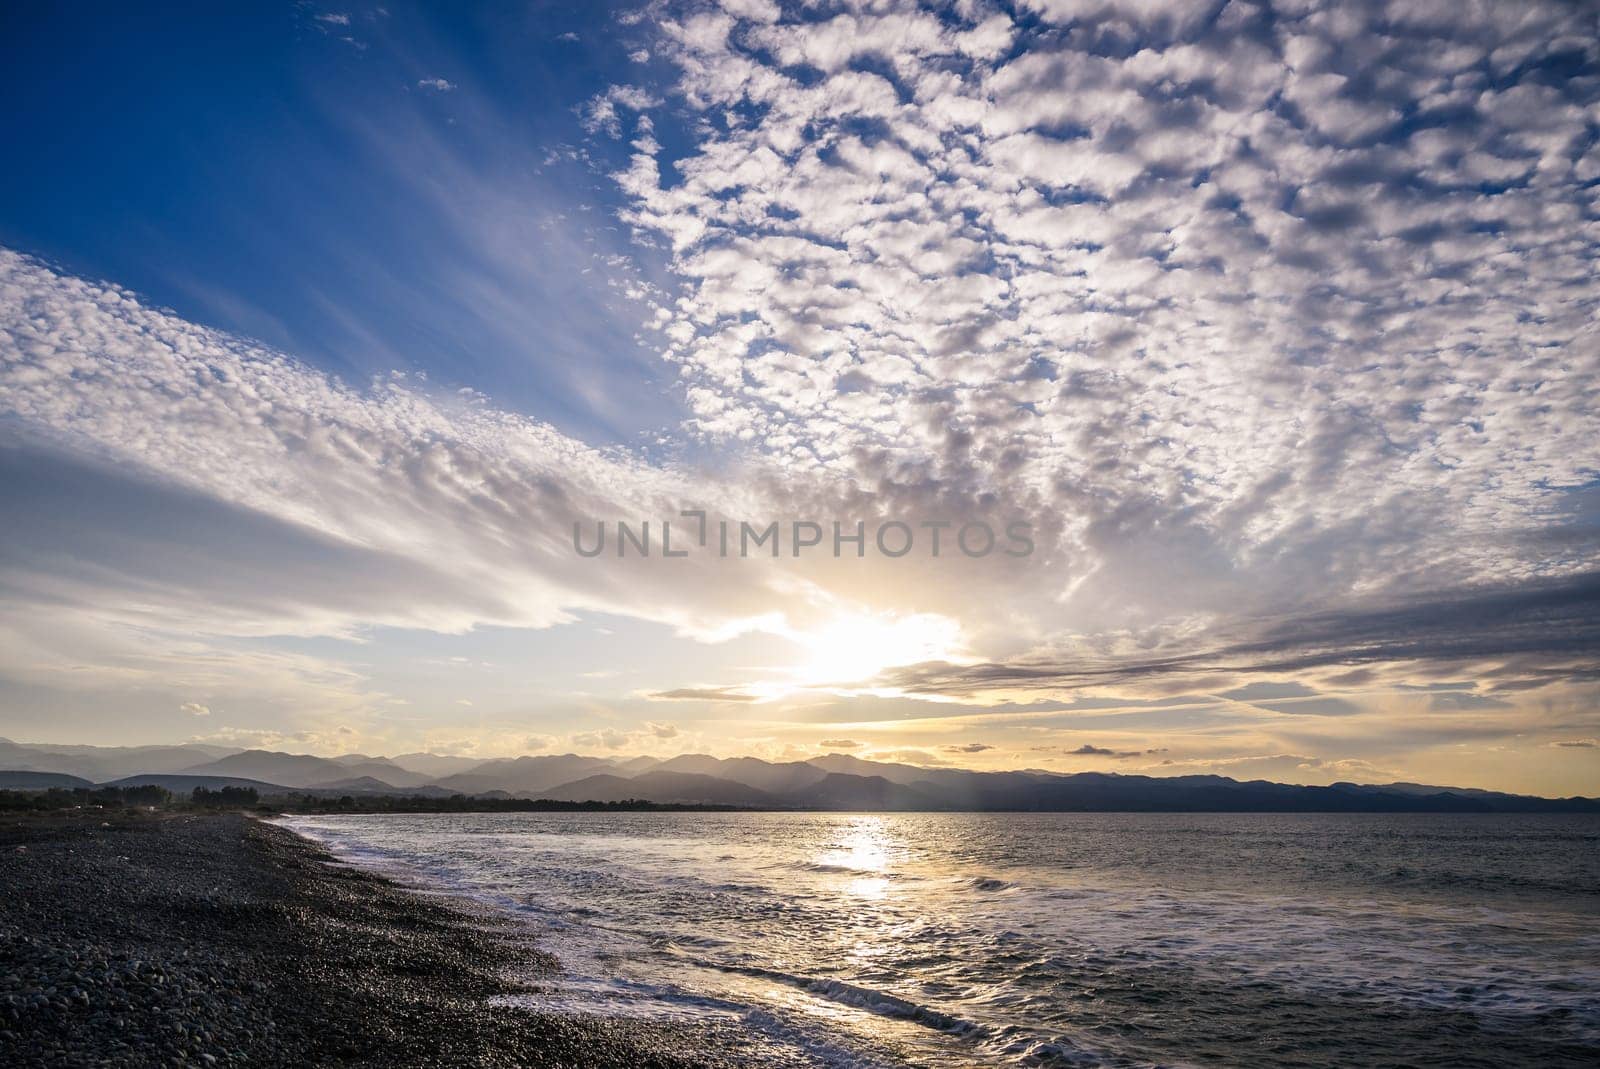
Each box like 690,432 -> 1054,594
0,810 -> 750,1068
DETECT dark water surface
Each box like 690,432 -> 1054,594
283,811 -> 1600,1067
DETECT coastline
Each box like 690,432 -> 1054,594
0,810 -> 746,1068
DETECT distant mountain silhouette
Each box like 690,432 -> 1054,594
537,770 -> 778,806
653,754 -> 828,793
650,754 -> 727,777
783,772 -> 937,810
322,760 -> 434,789
308,775 -> 403,792
807,752 -> 939,785
0,740 -> 231,782
1,739 -> 1596,811
387,752 -> 486,778
0,769 -> 96,790
180,750 -> 360,787
435,754 -> 617,795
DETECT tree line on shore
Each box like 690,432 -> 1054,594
0,784 -> 262,811
0,784 -> 740,814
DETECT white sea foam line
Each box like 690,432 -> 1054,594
276,817 -> 937,1064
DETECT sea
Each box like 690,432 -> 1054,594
278,811 -> 1600,1068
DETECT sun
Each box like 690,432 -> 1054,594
788,610 -> 965,688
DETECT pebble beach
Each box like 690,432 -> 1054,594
0,811 -> 750,1068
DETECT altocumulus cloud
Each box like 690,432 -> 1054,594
0,249 -> 915,649
1,0 -> 1599,752
591,0 -> 1600,696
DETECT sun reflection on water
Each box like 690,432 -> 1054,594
813,816 -> 896,901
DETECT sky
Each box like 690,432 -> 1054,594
0,0 -> 1597,794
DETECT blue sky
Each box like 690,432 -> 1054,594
0,1 -> 677,444
0,0 -> 1597,793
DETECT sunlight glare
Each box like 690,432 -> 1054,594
790,612 -> 965,688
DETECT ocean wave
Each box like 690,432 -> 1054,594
732,967 -> 1129,1069
790,860 -> 903,877
802,976 -> 979,1034
716,961 -> 982,1036
277,811 -> 1600,1068
660,933 -> 732,949
966,876 -> 1018,893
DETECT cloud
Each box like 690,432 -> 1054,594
417,78 -> 456,92
0,249 -> 1080,732
1140,752 -> 1402,785
179,702 -> 210,717
1428,691 -> 1514,712
0,249 -> 880,650
868,748 -> 947,766
942,742 -> 993,754
314,13 -> 350,27
603,0 -> 1600,674
188,724 -> 364,753
5,2 -> 1600,788
581,85 -> 660,137
1250,697 -> 1363,718
875,573 -> 1600,701
1221,683 -> 1317,703
570,721 -> 695,751
191,728 -> 288,747
819,738 -> 861,749
571,728 -> 631,750
1058,743 -> 1163,758
1553,739 -> 1597,749
647,687 -> 758,702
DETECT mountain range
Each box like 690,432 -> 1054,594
1,738 -> 1596,812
